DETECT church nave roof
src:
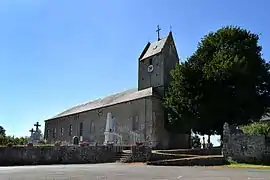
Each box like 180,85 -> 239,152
46,87 -> 154,121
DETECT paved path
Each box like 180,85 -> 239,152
0,163 -> 269,180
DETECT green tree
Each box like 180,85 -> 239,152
0,135 -> 7,145
165,26 -> 270,136
241,121 -> 270,136
0,135 -> 28,146
0,126 -> 6,136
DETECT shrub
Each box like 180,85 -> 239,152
241,122 -> 270,137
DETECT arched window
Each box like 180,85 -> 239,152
69,124 -> 72,136
132,116 -> 139,131
90,120 -> 95,133
79,122 -> 83,136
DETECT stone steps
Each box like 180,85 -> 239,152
113,152 -> 131,163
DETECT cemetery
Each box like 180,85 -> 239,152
28,122 -> 43,145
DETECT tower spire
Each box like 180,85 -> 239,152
156,25 -> 161,41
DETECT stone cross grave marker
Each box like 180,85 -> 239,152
29,128 -> 35,135
28,128 -> 35,144
28,122 -> 43,144
34,122 -> 41,131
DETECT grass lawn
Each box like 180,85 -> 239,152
222,160 -> 270,169
225,163 -> 270,169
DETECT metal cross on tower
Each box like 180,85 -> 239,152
156,25 -> 161,41
34,122 -> 41,131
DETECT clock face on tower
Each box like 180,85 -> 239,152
148,65 -> 154,73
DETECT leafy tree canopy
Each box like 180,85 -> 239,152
0,126 -> 6,136
241,121 -> 270,136
165,26 -> 270,135
0,135 -> 28,145
0,125 -> 29,145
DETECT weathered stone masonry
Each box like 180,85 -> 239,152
0,145 -> 121,166
222,122 -> 270,164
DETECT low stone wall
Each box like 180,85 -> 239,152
266,137 -> 270,154
122,146 -> 152,163
0,145 -> 121,166
223,135 -> 266,163
222,122 -> 270,164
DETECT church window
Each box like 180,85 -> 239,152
74,114 -> 79,121
97,109 -> 103,117
132,116 -> 139,131
149,58 -> 153,65
60,128 -> 64,136
53,128 -> 56,138
69,124 -> 72,136
90,120 -> 95,133
153,112 -> 156,128
169,44 -> 173,54
79,122 -> 83,136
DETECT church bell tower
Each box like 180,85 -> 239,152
138,26 -> 180,98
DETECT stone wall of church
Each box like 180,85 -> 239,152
162,34 -> 180,89
151,97 -> 190,149
45,95 -> 190,149
45,97 -> 153,146
151,96 -> 168,149
138,54 -> 165,91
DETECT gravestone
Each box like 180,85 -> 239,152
28,128 -> 35,144
73,136 -> 79,145
34,122 -> 41,132
202,136 -> 206,149
28,122 -> 43,145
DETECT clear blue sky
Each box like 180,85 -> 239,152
0,0 -> 269,140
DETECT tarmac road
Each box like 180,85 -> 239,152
0,163 -> 269,180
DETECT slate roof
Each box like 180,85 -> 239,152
46,87 -> 154,121
139,35 -> 169,61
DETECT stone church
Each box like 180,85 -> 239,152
44,31 -> 190,149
